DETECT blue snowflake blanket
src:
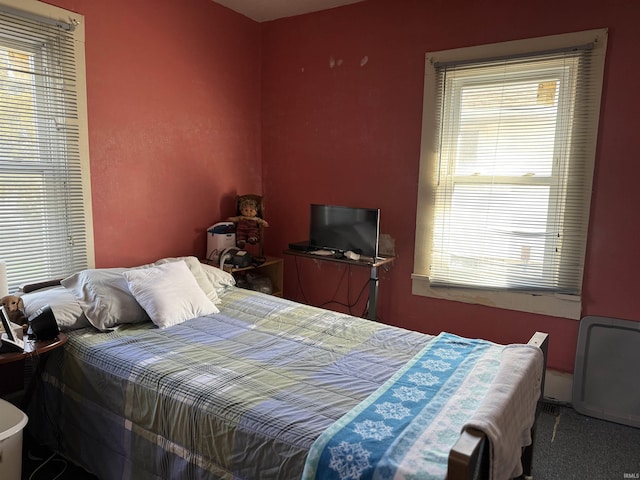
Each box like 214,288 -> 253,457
301,332 -> 543,480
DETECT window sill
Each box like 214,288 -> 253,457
411,273 -> 581,320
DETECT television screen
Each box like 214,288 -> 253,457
309,204 -> 380,258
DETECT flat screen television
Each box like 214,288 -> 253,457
309,204 -> 380,258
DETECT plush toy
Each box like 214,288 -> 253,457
228,197 -> 269,249
1,295 -> 28,331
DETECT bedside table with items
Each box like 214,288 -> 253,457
203,256 -> 283,297
0,333 -> 67,407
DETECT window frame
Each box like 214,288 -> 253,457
0,0 -> 94,291
412,29 -> 607,320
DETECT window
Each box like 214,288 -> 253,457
413,30 -> 607,319
0,1 -> 93,292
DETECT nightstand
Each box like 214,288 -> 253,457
0,333 -> 67,408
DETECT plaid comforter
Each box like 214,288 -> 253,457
31,287 -> 433,479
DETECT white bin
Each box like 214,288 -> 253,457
0,399 -> 28,480
206,222 -> 236,262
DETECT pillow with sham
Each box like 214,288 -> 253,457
61,268 -> 150,331
123,260 -> 219,329
152,256 -> 220,304
20,285 -> 91,331
199,262 -> 236,289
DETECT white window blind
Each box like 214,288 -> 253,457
413,30 -> 607,317
0,4 -> 91,292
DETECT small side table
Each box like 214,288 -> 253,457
0,333 -> 67,408
203,256 -> 284,297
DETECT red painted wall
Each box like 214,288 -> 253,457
37,0 -> 640,373
261,0 -> 640,372
44,0 -> 262,267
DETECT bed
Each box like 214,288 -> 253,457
19,256 -> 548,480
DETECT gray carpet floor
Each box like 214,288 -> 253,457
531,403 -> 640,480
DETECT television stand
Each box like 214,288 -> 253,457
283,249 -> 396,321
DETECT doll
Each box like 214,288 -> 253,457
228,197 -> 269,248
1,294 -> 28,331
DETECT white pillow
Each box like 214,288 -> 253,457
123,260 -> 219,329
151,256 -> 220,304
199,262 -> 236,289
21,285 -> 91,331
62,268 -> 150,331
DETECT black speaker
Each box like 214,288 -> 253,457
28,305 -> 59,340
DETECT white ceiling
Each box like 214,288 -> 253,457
212,0 -> 365,22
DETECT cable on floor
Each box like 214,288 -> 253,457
28,450 -> 68,480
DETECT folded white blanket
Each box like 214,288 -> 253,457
464,344 -> 544,480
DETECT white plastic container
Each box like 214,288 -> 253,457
0,399 -> 28,480
206,222 -> 236,263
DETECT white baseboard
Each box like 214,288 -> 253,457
543,369 -> 573,405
